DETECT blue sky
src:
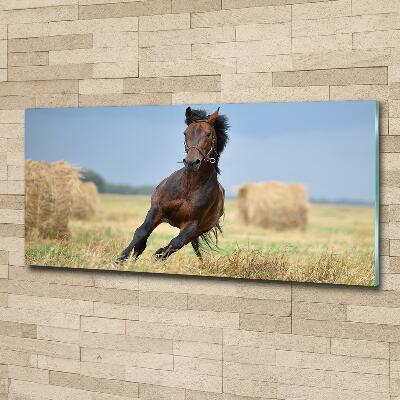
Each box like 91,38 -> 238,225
25,100 -> 377,202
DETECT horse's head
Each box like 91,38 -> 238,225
183,107 -> 219,172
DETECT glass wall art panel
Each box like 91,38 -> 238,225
25,100 -> 379,286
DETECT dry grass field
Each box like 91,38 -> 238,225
26,194 -> 375,286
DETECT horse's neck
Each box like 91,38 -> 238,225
183,164 -> 217,188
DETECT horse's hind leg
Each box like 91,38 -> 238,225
191,238 -> 202,260
117,208 -> 160,262
154,222 -> 198,261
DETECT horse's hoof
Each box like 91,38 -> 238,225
153,245 -> 172,261
153,253 -> 164,262
153,249 -> 168,261
115,254 -> 129,264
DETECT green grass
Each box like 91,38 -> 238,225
26,194 -> 375,286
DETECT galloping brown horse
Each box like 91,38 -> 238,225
117,106 -> 229,262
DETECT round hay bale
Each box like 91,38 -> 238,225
237,181 -> 309,230
25,160 -> 81,239
71,181 -> 98,220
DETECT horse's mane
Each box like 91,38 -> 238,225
185,108 -> 229,174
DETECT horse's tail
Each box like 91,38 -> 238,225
199,222 -> 223,250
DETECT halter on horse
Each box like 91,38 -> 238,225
184,119 -> 217,164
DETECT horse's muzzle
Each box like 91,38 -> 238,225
183,158 -> 201,172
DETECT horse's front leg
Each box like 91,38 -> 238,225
117,208 -> 161,263
154,222 -> 199,261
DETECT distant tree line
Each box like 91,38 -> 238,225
310,197 -> 374,206
81,169 -> 155,195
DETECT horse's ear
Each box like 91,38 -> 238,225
185,107 -> 193,120
207,107 -> 220,124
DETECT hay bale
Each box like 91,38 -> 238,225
237,181 -> 309,230
71,181 -> 98,220
25,160 -> 81,239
